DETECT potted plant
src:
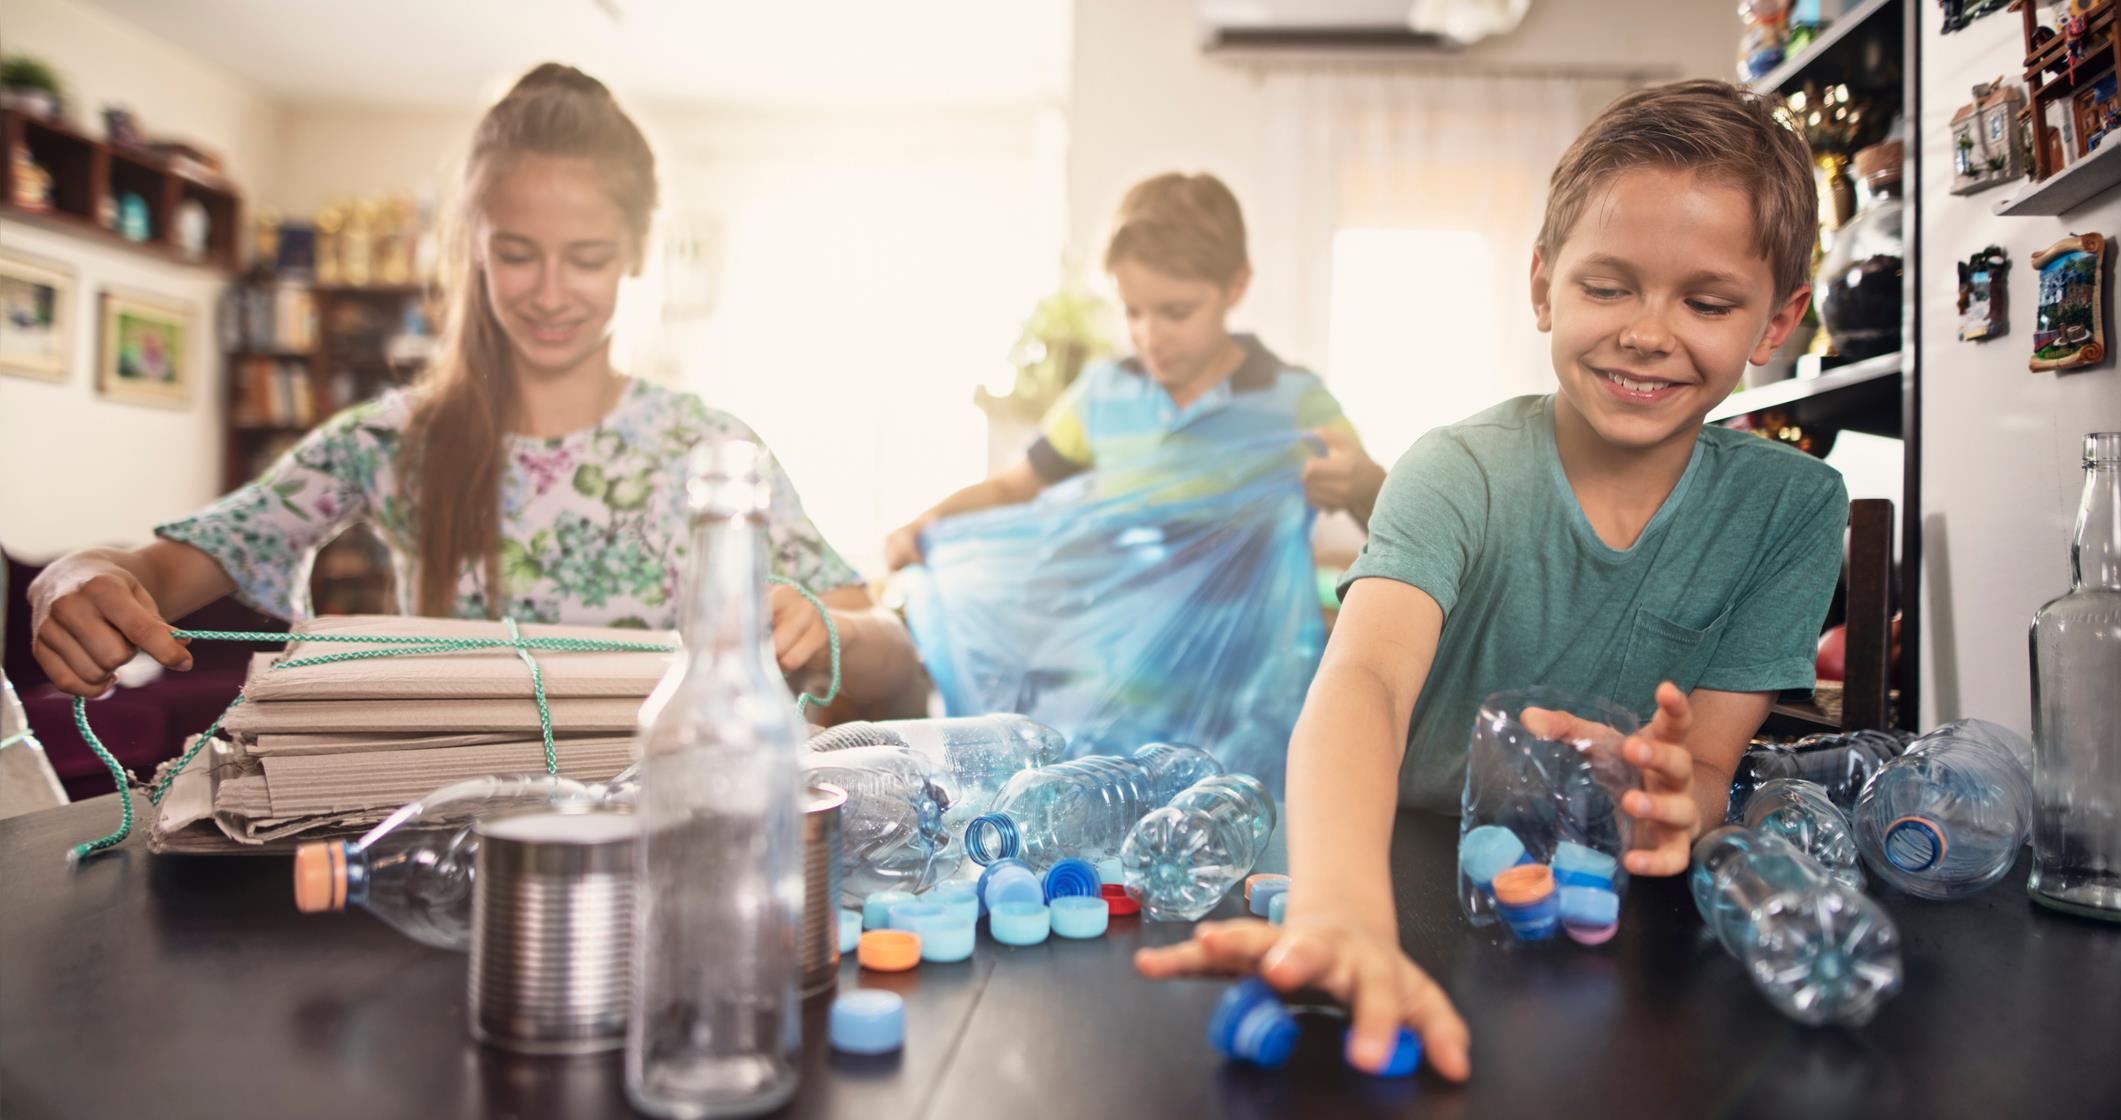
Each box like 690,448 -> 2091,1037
996,281 -> 1110,416
0,55 -> 63,119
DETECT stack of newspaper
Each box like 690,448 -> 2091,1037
151,615 -> 672,852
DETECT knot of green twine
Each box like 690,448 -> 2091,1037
66,579 -> 840,863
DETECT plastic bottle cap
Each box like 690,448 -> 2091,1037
932,881 -> 981,926
857,930 -> 922,971
914,912 -> 976,962
977,859 -> 1043,916
888,901 -> 948,932
1552,841 -> 1619,889
863,889 -> 915,931
1249,879 -> 1289,918
1559,885 -> 1621,929
838,909 -> 865,954
1267,891 -> 1288,926
1049,895 -> 1110,939
989,901 -> 1051,946
1099,883 -> 1141,917
1489,864 -> 1556,907
829,990 -> 906,1055
1207,978 -> 1298,1069
1884,816 -> 1947,872
1349,1025 -> 1422,1078
293,841 -> 349,913
1097,858 -> 1125,886
1043,858 -> 1102,902
1459,825 -> 1530,885
1243,873 -> 1289,903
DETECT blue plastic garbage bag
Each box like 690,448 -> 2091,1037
900,430 -> 1325,792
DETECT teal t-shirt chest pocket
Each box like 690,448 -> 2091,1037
1617,607 -> 1730,714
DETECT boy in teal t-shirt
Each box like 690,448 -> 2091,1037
1139,82 -> 1845,1082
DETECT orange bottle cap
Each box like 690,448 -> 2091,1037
857,929 -> 922,972
1490,864 -> 1556,907
293,841 -> 348,913
1243,873 -> 1290,903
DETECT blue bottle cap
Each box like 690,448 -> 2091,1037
888,901 -> 948,932
829,989 -> 906,1055
1043,858 -> 1102,902
838,908 -> 864,954
989,901 -> 1051,946
913,912 -> 976,962
1347,1025 -> 1422,1078
1552,841 -> 1619,889
863,889 -> 915,931
1267,891 -> 1288,926
1558,885 -> 1620,928
1097,857 -> 1125,885
1493,894 -> 1561,941
1207,978 -> 1298,1070
1249,878 -> 1289,918
1459,825 -> 1530,886
977,858 -> 1043,916
932,880 -> 981,926
1049,895 -> 1110,939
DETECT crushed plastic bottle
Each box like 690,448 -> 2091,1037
1740,778 -> 1865,891
1118,773 -> 1276,921
805,714 -> 1066,832
1726,728 -> 1910,822
798,742 -> 960,902
1854,718 -> 2034,899
965,743 -> 1221,870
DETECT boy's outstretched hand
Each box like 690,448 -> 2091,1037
1523,680 -> 1700,877
1134,915 -> 1472,1082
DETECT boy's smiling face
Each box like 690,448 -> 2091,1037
1533,166 -> 1810,453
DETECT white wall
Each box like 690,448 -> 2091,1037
271,104 -> 476,218
1064,0 -> 1741,366
0,0 -> 284,559
1918,8 -> 2121,734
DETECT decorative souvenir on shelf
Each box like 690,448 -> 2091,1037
2019,0 -> 2121,181
1816,141 -> 1905,362
1951,80 -> 2030,193
101,106 -> 146,150
174,199 -> 210,260
9,147 -> 52,212
2031,233 -> 2109,372
2072,69 -> 2121,154
1738,0 -> 1792,82
117,192 -> 151,242
1941,0 -> 2012,35
1726,408 -> 1838,459
1958,246 -> 2010,342
313,203 -> 344,286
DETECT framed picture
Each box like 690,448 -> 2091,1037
2030,233 -> 2108,373
1958,245 -> 2009,342
97,289 -> 195,406
0,249 -> 73,382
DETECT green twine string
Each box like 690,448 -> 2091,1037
65,577 -> 841,863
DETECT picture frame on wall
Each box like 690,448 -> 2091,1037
2030,233 -> 2109,373
97,289 -> 195,407
0,248 -> 74,382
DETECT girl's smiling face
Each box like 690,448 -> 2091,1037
477,154 -> 641,381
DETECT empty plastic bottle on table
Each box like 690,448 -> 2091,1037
965,743 -> 1221,870
1853,718 -> 2034,899
805,714 -> 1066,832
1739,778 -> 1865,891
1118,773 -> 1276,921
291,772 -> 600,950
1691,825 -> 1902,1027
1725,728 -> 1911,821
798,742 -> 960,904
2029,431 -> 2121,920
628,441 -> 805,1119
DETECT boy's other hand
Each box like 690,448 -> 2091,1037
1618,681 -> 1699,876
882,515 -> 932,572
1134,914 -> 1471,1081
1300,427 -> 1386,522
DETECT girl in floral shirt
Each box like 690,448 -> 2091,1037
27,63 -> 926,719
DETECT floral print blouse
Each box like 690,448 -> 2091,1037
157,379 -> 862,626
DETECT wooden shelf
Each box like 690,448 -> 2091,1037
0,109 -> 241,273
1707,350 -> 1904,435
1748,0 -> 1899,94
1994,129 -> 2121,214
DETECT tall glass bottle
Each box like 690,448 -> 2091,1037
2029,432 -> 2121,920
627,442 -> 805,1118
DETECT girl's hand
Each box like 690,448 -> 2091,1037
28,555 -> 193,696
767,583 -> 832,674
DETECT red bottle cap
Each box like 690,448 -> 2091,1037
1099,883 -> 1140,916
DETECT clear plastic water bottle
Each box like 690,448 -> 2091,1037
965,743 -> 1221,870
1690,825 -> 1902,1027
1740,778 -> 1865,891
1118,774 -> 1276,921
1726,729 -> 1908,822
2030,431 -> 2121,920
799,742 -> 959,902
628,441 -> 805,1119
1854,718 -> 2034,899
805,714 -> 1066,831
292,772 -> 599,949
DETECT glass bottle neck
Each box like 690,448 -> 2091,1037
2074,457 -> 2121,592
682,515 -> 772,670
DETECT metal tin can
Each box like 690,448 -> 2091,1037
469,808 -> 635,1053
802,781 -> 847,999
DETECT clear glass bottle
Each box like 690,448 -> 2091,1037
2029,431 -> 2121,920
1815,139 -> 1905,362
627,442 -> 805,1119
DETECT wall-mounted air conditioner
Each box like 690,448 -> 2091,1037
1198,0 -> 1531,51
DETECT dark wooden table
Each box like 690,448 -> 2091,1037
3,794 -> 2117,1119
